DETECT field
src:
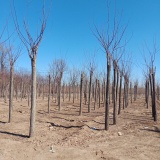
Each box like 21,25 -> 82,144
0,97 -> 160,160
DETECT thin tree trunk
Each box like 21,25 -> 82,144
58,77 -> 62,111
123,82 -> 125,109
101,83 -> 104,102
88,70 -> 93,113
118,75 -> 122,114
130,82 -> 132,103
79,73 -> 83,115
48,74 -> 51,114
94,79 -> 98,110
152,72 -> 157,121
103,80 -> 106,108
146,80 -> 149,108
157,85 -> 159,100
116,70 -> 119,103
62,82 -> 65,102
113,61 -> 117,125
73,83 -> 75,103
21,79 -> 23,101
84,80 -> 88,105
105,57 -> 111,130
9,65 -> 14,123
98,80 -> 101,108
149,74 -> 153,117
29,57 -> 37,138
125,81 -> 128,108
134,84 -> 137,101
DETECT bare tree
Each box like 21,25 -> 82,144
69,68 -> 79,104
53,59 -> 67,111
143,40 -> 158,121
87,60 -> 95,113
79,72 -> 84,115
134,80 -> 138,101
94,1 -> 127,130
6,44 -> 21,123
12,1 -> 48,137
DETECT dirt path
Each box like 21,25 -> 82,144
0,97 -> 159,160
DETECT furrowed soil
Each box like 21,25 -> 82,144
0,97 -> 160,160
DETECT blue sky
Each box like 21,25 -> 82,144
0,0 -> 160,83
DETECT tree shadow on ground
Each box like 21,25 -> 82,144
0,121 -> 6,124
47,122 -> 104,131
141,126 -> 160,134
52,116 -> 75,122
0,130 -> 29,138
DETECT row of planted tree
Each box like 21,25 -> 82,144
0,55 -> 159,140
0,55 -> 158,123
0,1 -> 158,138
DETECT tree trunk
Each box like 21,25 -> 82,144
105,57 -> 111,130
73,83 -> 75,103
48,74 -> 51,113
118,74 -> 122,114
113,61 -> 117,125
147,80 -> 149,108
84,80 -> 88,105
101,83 -> 104,102
123,82 -> 125,109
134,84 -> 137,101
58,78 -> 61,111
62,82 -> 65,102
130,82 -> 132,103
21,79 -> 23,101
116,70 -> 119,103
98,80 -> 101,108
157,85 -> 159,100
149,74 -> 153,117
88,70 -> 93,113
125,81 -> 128,108
29,56 -> 37,138
94,79 -> 98,110
9,65 -> 14,123
79,73 -> 83,115
103,80 -> 106,108
152,72 -> 157,121
92,83 -> 95,101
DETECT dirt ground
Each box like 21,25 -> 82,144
0,96 -> 160,160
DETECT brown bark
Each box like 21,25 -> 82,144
29,56 -> 37,138
105,56 -> 111,130
9,65 -> 14,123
88,70 -> 93,113
113,60 -> 117,125
98,80 -> 101,108
118,74 -> 122,114
130,82 -> 132,103
79,73 -> 83,115
152,72 -> 157,121
48,74 -> 51,114
94,79 -> 98,110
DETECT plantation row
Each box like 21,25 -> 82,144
0,1 -> 159,138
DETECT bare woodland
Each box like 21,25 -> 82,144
0,1 -> 160,160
